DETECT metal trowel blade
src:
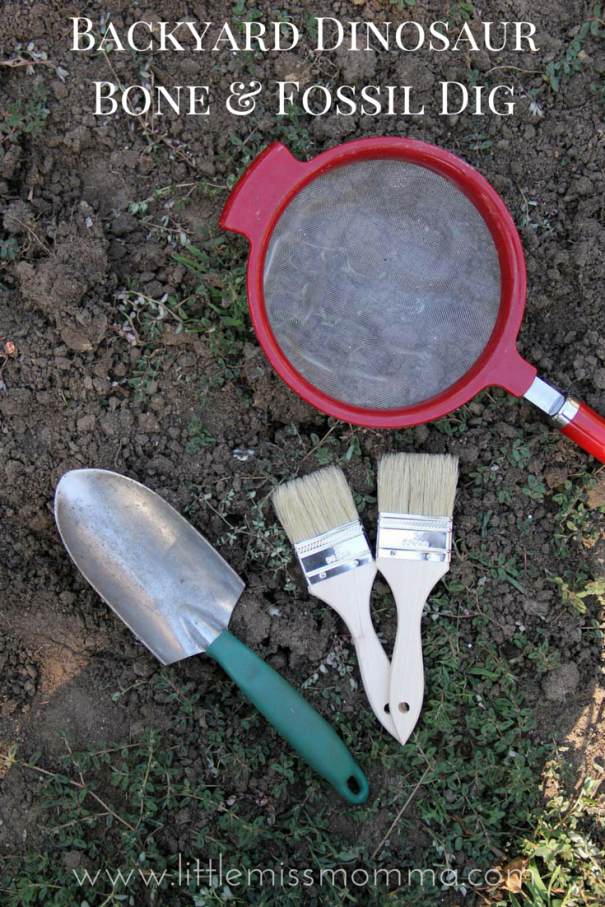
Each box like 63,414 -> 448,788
54,469 -> 245,665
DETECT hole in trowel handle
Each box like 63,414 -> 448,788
384,703 -> 390,714
398,702 -> 410,713
347,775 -> 361,796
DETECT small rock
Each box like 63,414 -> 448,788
545,468 -> 568,489
337,45 -> 377,83
61,326 -> 93,352
594,370 -> 605,392
523,597 -> 549,617
413,424 -> 429,445
138,412 -> 160,433
133,660 -> 154,678
0,387 -> 32,417
232,447 -> 254,462
542,662 -> 580,703
77,414 -> 96,432
457,445 -> 479,464
274,53 -> 313,85
3,200 -> 32,235
576,176 -> 594,197
111,213 -> 139,237
587,474 -> 605,509
565,176 -> 593,201
62,852 -> 82,871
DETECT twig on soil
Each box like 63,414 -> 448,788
197,494 -> 235,528
101,48 -> 201,173
5,215 -> 52,256
256,425 -> 340,508
31,629 -> 85,658
418,821 -> 454,873
301,422 -> 340,465
0,54 -> 64,76
134,736 -> 155,830
371,767 -> 430,860
456,804 -> 506,860
484,65 -> 545,76
0,752 -> 137,832
40,813 -> 113,833
152,181 -> 198,194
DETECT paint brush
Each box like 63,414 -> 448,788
376,453 -> 459,745
273,466 -> 398,739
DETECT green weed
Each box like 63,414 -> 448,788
551,468 -> 604,557
389,0 -> 416,11
550,570 -> 605,619
524,474 -> 547,503
511,633 -> 562,677
213,489 -> 295,584
3,574 -> 603,905
434,412 -> 470,436
545,7 -> 602,92
186,414 -> 215,454
0,236 -> 19,264
467,548 -> 530,594
173,233 -> 250,359
114,288 -> 202,399
497,767 -> 604,906
447,1 -> 476,24
0,88 -> 49,157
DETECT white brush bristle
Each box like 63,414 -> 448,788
272,466 -> 359,544
377,453 -> 459,517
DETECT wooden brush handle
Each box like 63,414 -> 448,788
311,562 -> 399,740
377,558 -> 449,746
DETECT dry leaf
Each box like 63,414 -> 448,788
499,856 -> 529,893
282,64 -> 312,85
587,474 -> 605,508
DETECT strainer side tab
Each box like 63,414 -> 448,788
219,142 -> 306,242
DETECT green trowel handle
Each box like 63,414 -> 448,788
206,630 -> 369,805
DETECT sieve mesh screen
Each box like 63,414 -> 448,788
263,159 -> 502,410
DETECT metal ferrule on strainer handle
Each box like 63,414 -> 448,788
523,376 -> 580,427
377,513 -> 453,563
294,520 -> 373,586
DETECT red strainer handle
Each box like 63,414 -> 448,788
559,402 -> 605,462
525,377 -> 605,463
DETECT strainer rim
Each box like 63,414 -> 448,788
222,138 -> 534,427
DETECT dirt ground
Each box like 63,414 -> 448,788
1,0 -> 605,903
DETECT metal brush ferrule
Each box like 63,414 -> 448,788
294,520 -> 373,586
377,513 -> 453,562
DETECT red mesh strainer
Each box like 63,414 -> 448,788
220,138 -> 605,462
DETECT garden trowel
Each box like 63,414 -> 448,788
54,469 -> 368,804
